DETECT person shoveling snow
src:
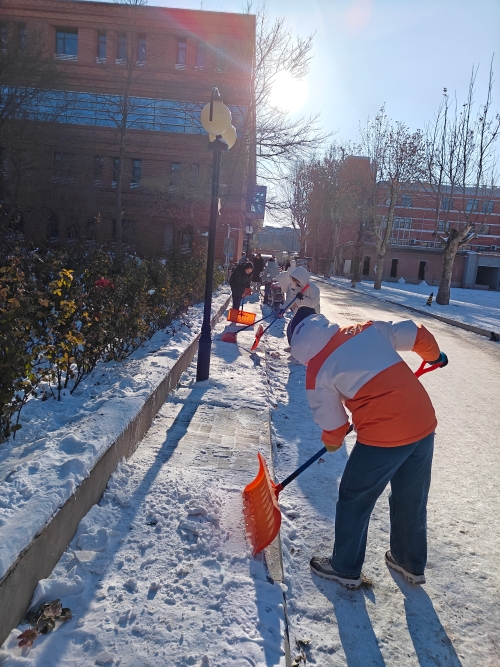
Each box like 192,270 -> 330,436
288,306 -> 448,590
285,266 -> 320,314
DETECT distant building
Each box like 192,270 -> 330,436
0,0 -> 256,259
305,154 -> 500,289
258,226 -> 300,253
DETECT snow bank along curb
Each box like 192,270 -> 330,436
318,277 -> 500,339
0,296 -> 230,646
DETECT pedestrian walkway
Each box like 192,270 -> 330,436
0,297 -> 288,667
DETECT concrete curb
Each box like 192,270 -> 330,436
317,278 -> 500,340
0,297 -> 230,646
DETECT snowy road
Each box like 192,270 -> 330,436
267,281 -> 500,667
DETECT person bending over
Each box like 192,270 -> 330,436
287,306 -> 448,590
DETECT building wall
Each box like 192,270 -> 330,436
0,0 -> 255,259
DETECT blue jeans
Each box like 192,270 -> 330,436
331,432 -> 434,578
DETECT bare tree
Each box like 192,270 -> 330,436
360,108 -> 425,290
423,63 -> 500,304
216,3 -> 327,216
284,159 -> 313,255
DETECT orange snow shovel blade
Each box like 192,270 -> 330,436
242,453 -> 282,555
227,309 -> 256,326
220,331 -> 238,343
250,324 -> 264,351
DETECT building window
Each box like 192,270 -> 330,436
0,22 -> 8,52
390,258 -> 398,278
482,200 -> 494,214
401,194 -> 412,207
112,157 -> 120,188
441,197 -> 453,211
117,34 -> 127,63
170,162 -> 181,186
137,34 -> 146,64
18,23 -> 26,51
181,230 -> 192,254
466,199 -> 478,213
97,31 -> 106,62
55,28 -> 78,60
393,217 -> 412,229
437,220 -> 450,233
196,42 -> 206,70
131,159 -> 141,189
215,45 -> 226,72
163,224 -> 174,250
93,156 -> 104,186
176,39 -> 187,69
362,256 -> 370,276
53,152 -> 75,183
418,261 -> 426,281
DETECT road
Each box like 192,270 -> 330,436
267,280 -> 500,667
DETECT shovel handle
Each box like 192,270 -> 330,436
275,446 -> 328,493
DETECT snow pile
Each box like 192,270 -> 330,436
1,459 -> 285,666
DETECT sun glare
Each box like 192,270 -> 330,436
270,71 -> 309,114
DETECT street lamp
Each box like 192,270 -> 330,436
196,88 -> 236,382
245,223 -> 253,258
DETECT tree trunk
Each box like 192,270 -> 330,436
300,237 -> 307,256
436,230 -> 461,305
351,218 -> 365,283
374,190 -> 397,290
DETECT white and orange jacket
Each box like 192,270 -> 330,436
290,314 -> 441,449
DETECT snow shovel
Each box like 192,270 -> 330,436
220,312 -> 276,344
242,360 -> 445,556
250,283 -> 310,351
226,293 -> 256,326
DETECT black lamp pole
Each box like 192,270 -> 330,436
196,89 -> 228,382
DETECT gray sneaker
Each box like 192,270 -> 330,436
385,551 -> 425,584
310,556 -> 363,590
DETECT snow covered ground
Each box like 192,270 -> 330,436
266,282 -> 500,666
1,282 -> 499,666
325,276 -> 500,333
0,289 -> 230,582
0,293 -> 287,667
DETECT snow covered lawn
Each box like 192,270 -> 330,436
0,289 -> 230,583
325,276 -> 500,333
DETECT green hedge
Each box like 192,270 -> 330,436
0,241 -> 224,443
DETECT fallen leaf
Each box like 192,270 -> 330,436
17,628 -> 38,648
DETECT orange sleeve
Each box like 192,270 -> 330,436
412,324 -> 440,362
321,422 -> 350,449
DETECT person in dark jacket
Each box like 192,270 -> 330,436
229,261 -> 253,310
251,253 -> 265,292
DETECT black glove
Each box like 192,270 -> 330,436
428,352 -> 448,367
296,292 -> 304,300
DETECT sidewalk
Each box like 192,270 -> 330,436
0,295 -> 288,667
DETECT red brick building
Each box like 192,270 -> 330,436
0,0 -> 257,259
306,156 -> 500,289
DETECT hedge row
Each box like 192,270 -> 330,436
0,240 -> 224,443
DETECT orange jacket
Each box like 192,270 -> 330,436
290,315 -> 440,448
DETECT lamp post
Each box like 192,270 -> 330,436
245,223 -> 253,258
196,88 -> 236,382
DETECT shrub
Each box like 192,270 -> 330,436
0,240 -> 225,443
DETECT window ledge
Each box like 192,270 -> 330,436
96,57 -> 106,64
54,53 -> 78,61
195,65 -> 205,71
136,60 -> 146,66
175,63 -> 186,70
116,58 -> 126,66
130,183 -> 139,190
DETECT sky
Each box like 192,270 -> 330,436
136,0 -> 500,142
